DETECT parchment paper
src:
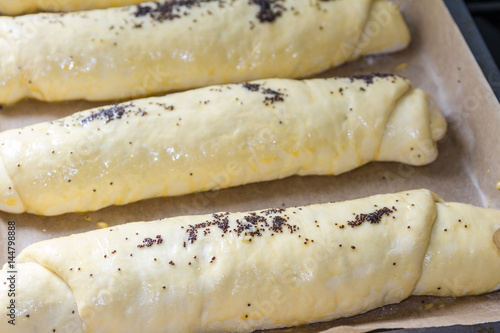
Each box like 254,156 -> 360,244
1,0 -> 499,331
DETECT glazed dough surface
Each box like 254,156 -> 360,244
0,76 -> 446,215
1,263 -> 84,332
1,190 -> 499,332
0,0 -> 144,15
0,0 -> 411,104
415,200 -> 500,296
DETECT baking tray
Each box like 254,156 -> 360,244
381,3 -> 500,331
1,0 -> 500,331
444,0 -> 500,102
372,2 -> 500,332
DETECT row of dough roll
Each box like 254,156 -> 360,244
1,3 -> 484,333
0,0 -> 411,104
0,75 -> 447,215
1,189 -> 499,332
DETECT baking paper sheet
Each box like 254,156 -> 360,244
1,0 -> 500,331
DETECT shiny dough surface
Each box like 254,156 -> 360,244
0,0 -> 411,104
0,0 -> 145,15
0,76 -> 446,215
1,189 -> 499,332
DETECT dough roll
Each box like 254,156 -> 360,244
0,0 -> 145,15
1,189 -> 499,332
0,0 -> 411,104
0,76 -> 447,215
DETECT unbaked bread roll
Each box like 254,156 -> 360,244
0,0 -> 144,15
0,0 -> 411,104
1,189 -> 499,332
0,76 -> 447,215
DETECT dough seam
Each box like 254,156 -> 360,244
0,155 -> 25,213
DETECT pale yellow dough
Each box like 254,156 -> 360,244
0,0 -> 410,104
0,0 -> 144,15
1,189 -> 499,332
0,76 -> 446,215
